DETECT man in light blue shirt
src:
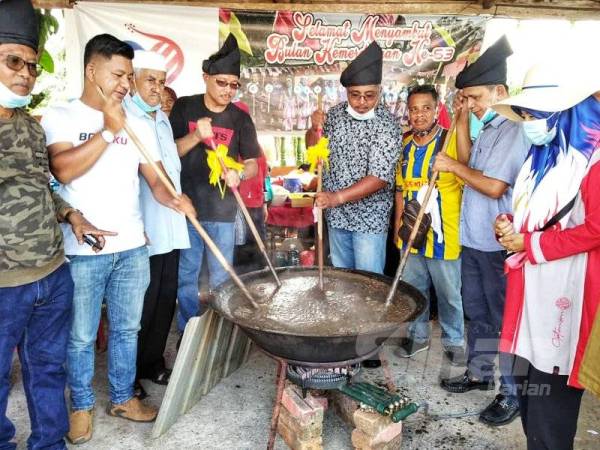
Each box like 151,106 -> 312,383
124,50 -> 191,395
432,36 -> 529,427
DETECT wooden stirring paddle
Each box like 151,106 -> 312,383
385,119 -> 457,307
95,85 -> 258,308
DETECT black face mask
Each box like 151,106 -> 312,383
413,120 -> 438,138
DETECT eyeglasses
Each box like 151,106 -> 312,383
214,78 -> 241,90
348,90 -> 379,103
1,53 -> 41,77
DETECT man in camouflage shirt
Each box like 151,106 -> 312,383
0,1 -> 110,448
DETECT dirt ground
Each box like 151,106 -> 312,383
6,322 -> 600,449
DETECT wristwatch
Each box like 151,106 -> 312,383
100,129 -> 115,144
239,170 -> 246,181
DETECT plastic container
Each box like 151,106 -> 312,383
283,177 -> 303,193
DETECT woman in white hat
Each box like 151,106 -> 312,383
493,64 -> 600,450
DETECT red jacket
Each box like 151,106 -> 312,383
500,152 -> 600,388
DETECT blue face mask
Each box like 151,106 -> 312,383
469,109 -> 497,141
481,108 -> 497,124
522,116 -> 558,146
132,93 -> 160,113
469,112 -> 484,141
0,80 -> 32,109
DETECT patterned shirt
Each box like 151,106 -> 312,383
0,108 -> 70,287
323,102 -> 402,234
396,129 -> 462,260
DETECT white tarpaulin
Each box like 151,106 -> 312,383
64,1 -> 219,99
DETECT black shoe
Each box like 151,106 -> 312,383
479,394 -> 520,426
134,380 -> 148,400
150,368 -> 172,386
443,345 -> 467,366
394,338 -> 430,358
362,359 -> 381,369
440,371 -> 495,393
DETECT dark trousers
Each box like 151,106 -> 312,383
136,250 -> 179,380
0,264 -> 73,450
513,355 -> 583,450
234,207 -> 266,275
461,246 -> 516,397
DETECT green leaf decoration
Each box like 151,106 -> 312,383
39,49 -> 55,74
35,9 -> 60,75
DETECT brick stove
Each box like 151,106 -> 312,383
265,351 -> 422,450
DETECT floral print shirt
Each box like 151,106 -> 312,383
323,102 -> 402,234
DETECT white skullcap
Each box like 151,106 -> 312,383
133,50 -> 167,72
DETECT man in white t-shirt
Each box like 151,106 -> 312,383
42,34 -> 195,445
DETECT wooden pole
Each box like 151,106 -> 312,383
267,358 -> 288,450
125,122 -> 259,308
94,87 -> 258,308
385,119 -> 456,306
316,159 -> 324,290
316,94 -> 324,290
52,1 -> 600,20
210,140 -> 282,287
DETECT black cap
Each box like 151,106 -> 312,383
340,41 -> 383,87
202,33 -> 240,77
455,35 -> 512,89
0,0 -> 39,51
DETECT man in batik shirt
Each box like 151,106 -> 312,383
306,41 -> 402,275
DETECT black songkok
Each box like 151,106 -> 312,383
455,35 -> 513,89
202,33 -> 240,77
0,0 -> 39,51
340,41 -> 383,87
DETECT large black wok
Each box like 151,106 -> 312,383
211,267 -> 426,365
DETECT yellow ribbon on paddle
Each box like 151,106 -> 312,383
206,144 -> 245,198
306,137 -> 330,172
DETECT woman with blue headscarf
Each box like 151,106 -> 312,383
492,63 -> 600,450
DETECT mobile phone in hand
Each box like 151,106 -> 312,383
83,234 -> 103,251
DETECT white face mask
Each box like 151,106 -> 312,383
346,104 -> 375,121
522,116 -> 558,146
0,80 -> 32,109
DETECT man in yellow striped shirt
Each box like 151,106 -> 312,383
393,84 -> 465,365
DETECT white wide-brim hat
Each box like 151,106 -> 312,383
493,61 -> 600,121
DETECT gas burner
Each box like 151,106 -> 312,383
286,363 -> 361,390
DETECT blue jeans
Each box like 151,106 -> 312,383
328,227 -> 387,274
0,263 -> 73,450
403,254 -> 464,348
67,246 -> 149,410
177,221 -> 235,332
461,246 -> 516,399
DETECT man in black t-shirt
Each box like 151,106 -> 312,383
170,34 -> 260,332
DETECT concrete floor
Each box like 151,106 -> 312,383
6,322 -> 600,450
